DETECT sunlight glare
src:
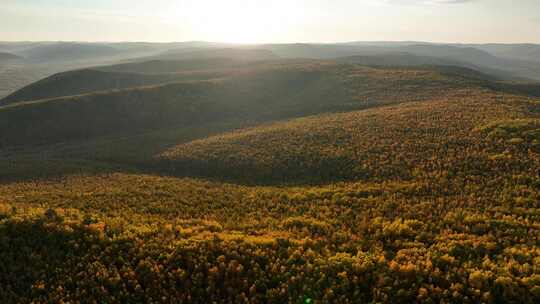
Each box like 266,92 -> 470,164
170,0 -> 303,43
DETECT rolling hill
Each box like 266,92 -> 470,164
0,69 -> 184,104
146,47 -> 278,62
469,43 -> 540,62
2,41 -> 540,105
0,52 -> 22,61
0,69 -> 217,106
263,42 -> 540,80
160,89 -> 537,183
96,57 -> 245,74
0,62 -> 497,147
17,42 -> 124,63
0,42 -> 177,103
0,57 -> 539,303
336,52 -> 527,81
0,54 -> 284,105
336,52 -> 462,67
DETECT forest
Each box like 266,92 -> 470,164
0,44 -> 539,303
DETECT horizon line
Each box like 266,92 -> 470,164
1,40 -> 540,46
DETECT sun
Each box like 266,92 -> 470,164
170,1 -> 301,44
206,13 -> 265,44
195,2 -> 275,44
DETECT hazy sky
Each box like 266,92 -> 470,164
1,0 -> 539,43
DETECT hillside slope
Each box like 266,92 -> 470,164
1,82 -> 539,302
0,69 -> 184,104
263,43 -> 540,80
96,57 -> 245,74
0,59 -> 309,105
0,52 -> 22,61
146,48 -> 278,62
0,69 -> 229,106
18,42 -> 123,63
336,52 -> 462,67
470,43 -> 540,62
0,63 -> 481,147
161,89 -> 538,183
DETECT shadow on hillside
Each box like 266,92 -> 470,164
0,153 -> 140,184
151,158 -> 379,187
0,148 -> 371,187
0,107 -> 381,185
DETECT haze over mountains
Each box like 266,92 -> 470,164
2,40 -> 540,101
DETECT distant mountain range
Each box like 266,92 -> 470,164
2,40 -> 537,78
0,41 -> 539,102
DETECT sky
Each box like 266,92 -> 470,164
1,0 -> 539,44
